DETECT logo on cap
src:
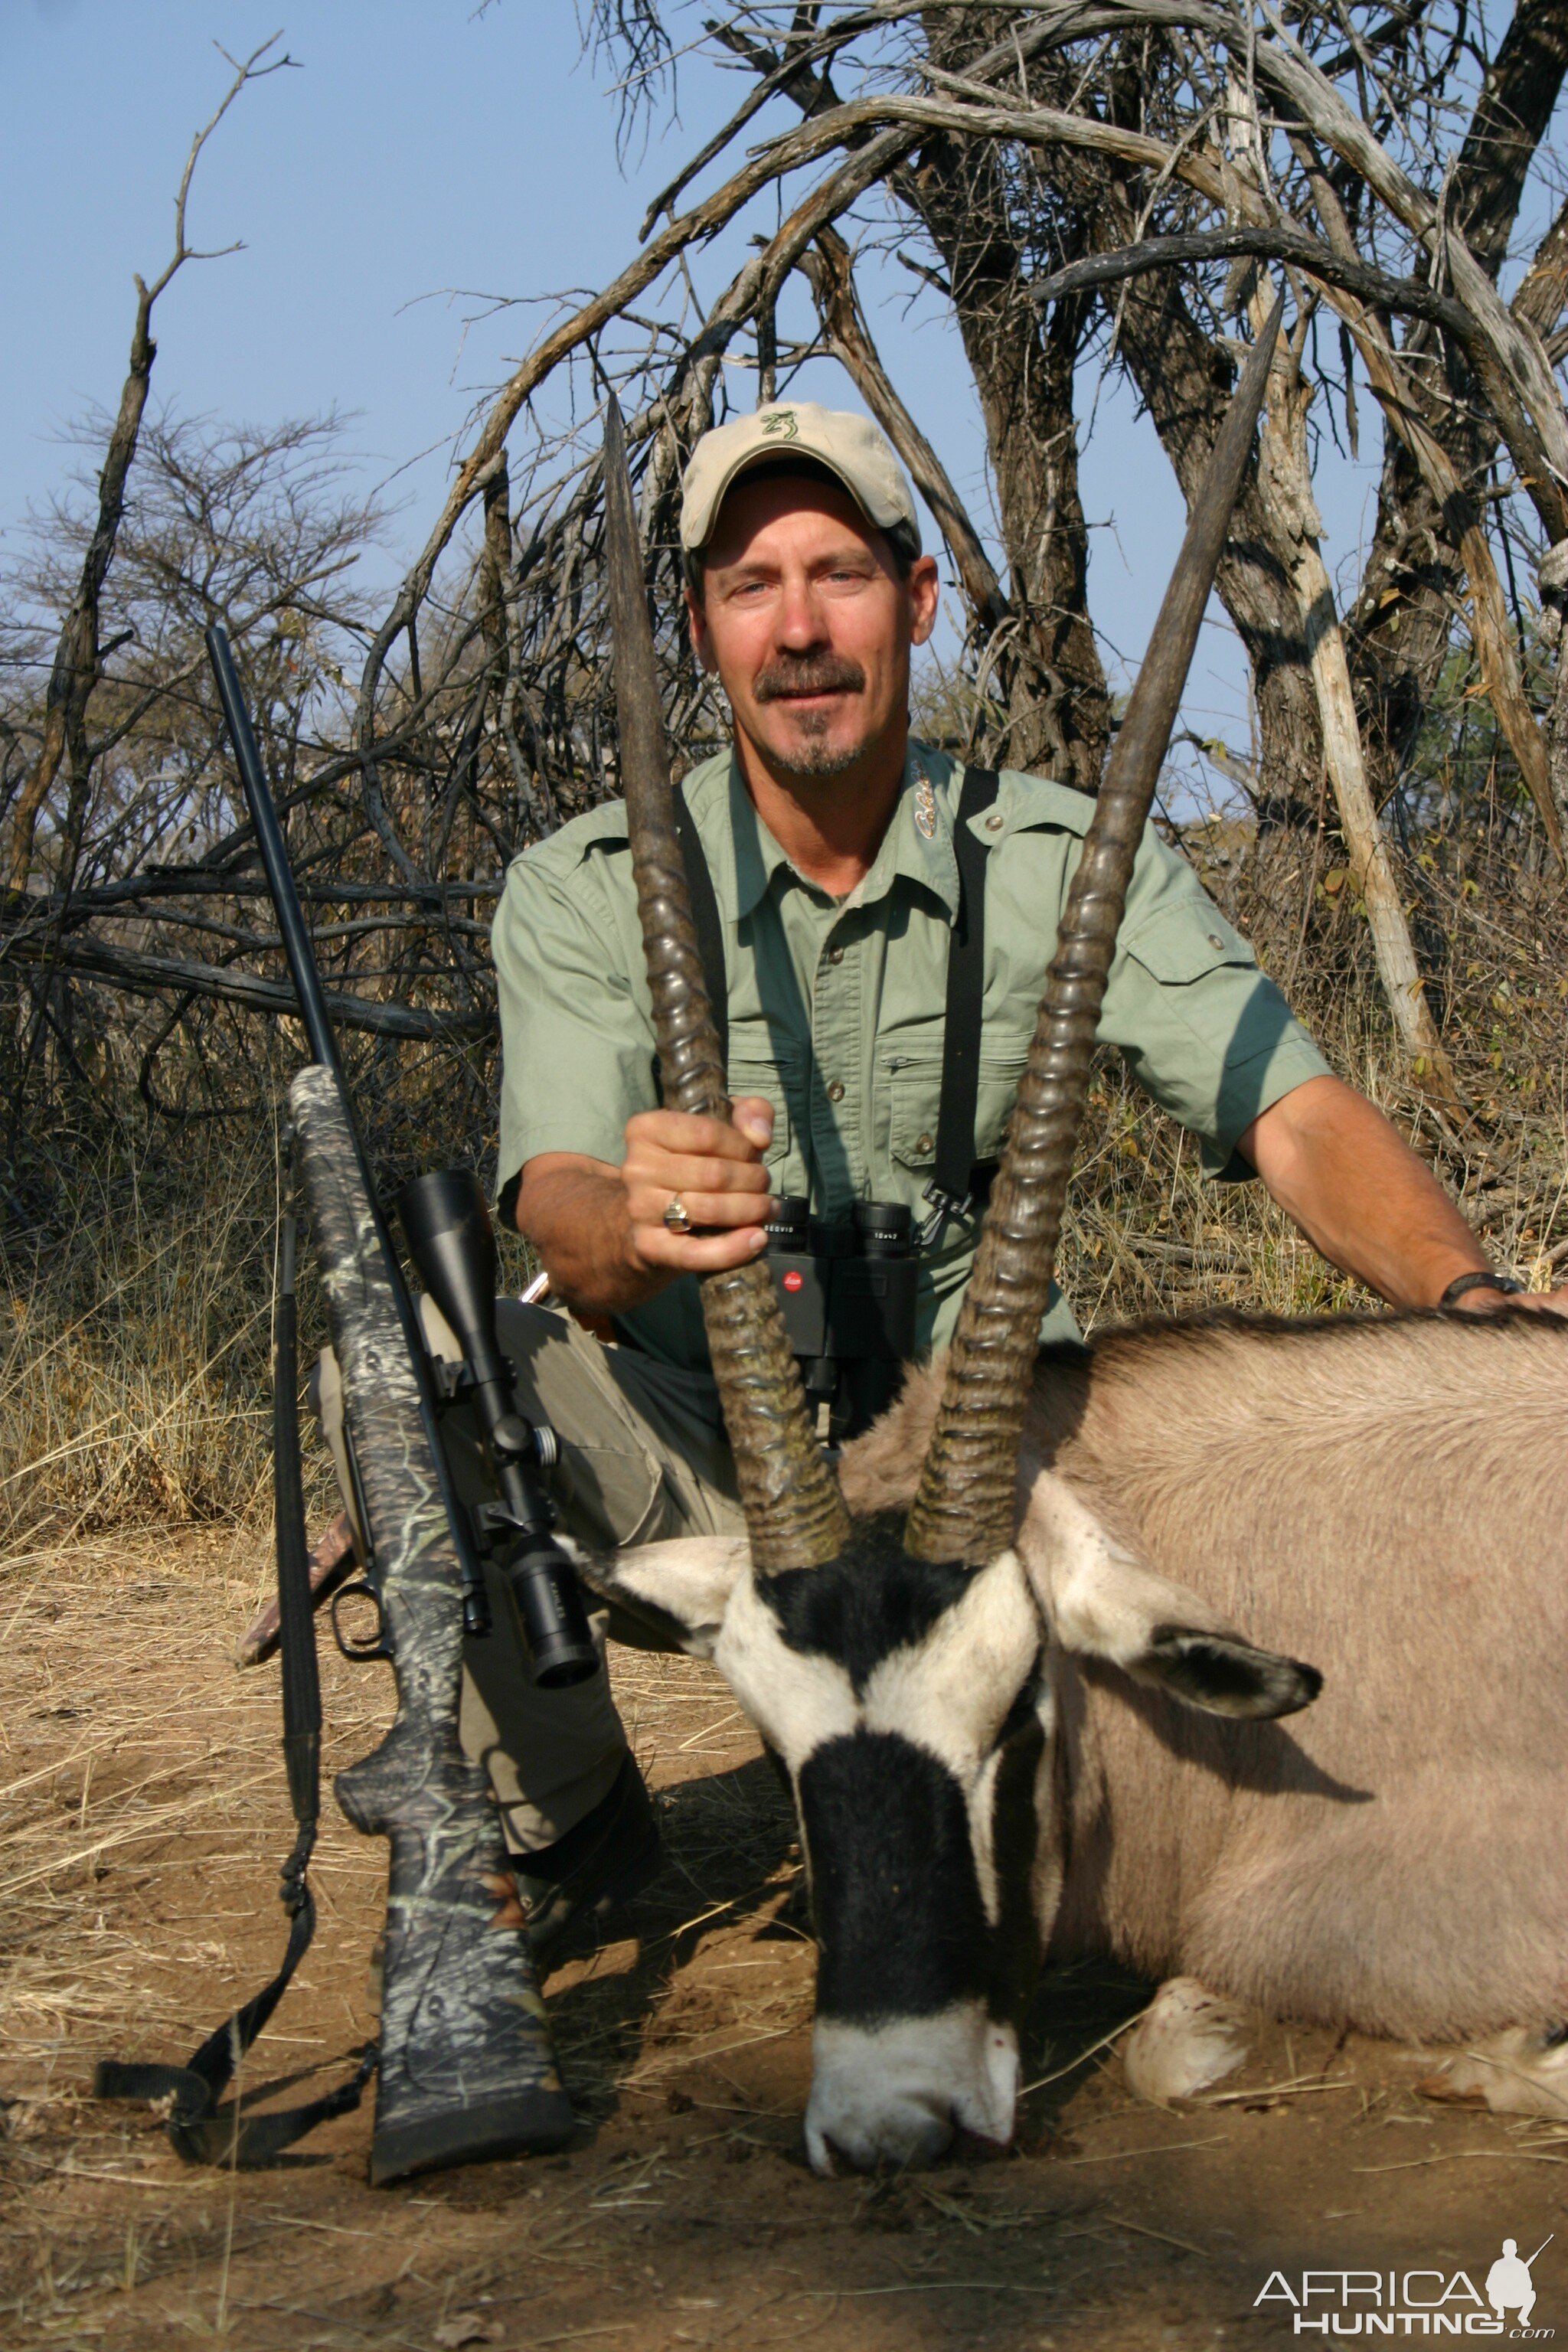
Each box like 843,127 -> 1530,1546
762,410 -> 799,441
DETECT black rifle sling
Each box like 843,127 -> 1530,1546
671,767 -> 998,1221
94,1194 -> 375,2165
673,779 -> 729,1079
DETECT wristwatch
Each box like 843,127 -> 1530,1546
1439,1269 -> 1527,1308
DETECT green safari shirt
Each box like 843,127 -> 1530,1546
493,742 -> 1329,1370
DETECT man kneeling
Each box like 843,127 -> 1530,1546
318,398 -> 1530,1952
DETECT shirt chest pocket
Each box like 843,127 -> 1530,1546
886,1053 -> 1029,1171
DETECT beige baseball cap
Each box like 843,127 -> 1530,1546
681,400 -> 921,559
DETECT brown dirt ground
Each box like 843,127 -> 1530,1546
2,1527 -> 1563,2352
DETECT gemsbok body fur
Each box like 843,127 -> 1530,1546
592,1309 -> 1568,2167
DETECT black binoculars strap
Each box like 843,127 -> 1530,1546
673,766 -> 999,1213
94,1207 -> 377,2166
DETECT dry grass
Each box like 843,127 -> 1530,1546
0,1109 -> 539,1552
0,1134 -> 287,1549
1056,815 -> 1568,1336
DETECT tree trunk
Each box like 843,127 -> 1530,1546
5,286 -> 155,893
1259,326 -> 1459,1099
897,24 -> 1110,787
1341,0 -> 1568,806
1334,286 -> 1563,861
1089,181 -> 1324,829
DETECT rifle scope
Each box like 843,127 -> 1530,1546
398,1170 -> 598,1688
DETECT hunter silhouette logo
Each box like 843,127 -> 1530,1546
1488,2239 -> 1552,2330
761,408 -> 799,439
1255,2232 -> 1554,2334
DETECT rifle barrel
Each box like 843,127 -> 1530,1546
206,625 -> 346,1083
204,622 -> 492,1638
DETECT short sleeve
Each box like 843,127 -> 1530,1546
1099,826 -> 1331,1176
492,839 -> 656,1199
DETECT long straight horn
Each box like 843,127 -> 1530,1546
600,393 -> 849,1571
906,300 -> 1285,1567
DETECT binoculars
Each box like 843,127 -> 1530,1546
397,1169 -> 598,1690
764,1197 -> 920,1446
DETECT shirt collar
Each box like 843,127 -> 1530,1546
684,741 -> 963,924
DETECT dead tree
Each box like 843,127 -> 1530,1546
1,37 -> 295,900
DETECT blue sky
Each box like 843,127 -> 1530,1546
2,0 -> 1401,781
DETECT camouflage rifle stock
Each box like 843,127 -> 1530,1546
289,1068 -> 573,2181
206,623 -> 574,2183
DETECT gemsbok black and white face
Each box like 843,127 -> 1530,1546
594,317 -> 1300,2175
588,1476 -> 1317,2174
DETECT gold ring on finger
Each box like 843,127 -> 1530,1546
663,1193 -> 693,1235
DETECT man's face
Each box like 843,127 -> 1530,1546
687,472 -> 939,783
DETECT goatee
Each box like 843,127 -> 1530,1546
752,651 -> 868,779
770,727 -> 867,779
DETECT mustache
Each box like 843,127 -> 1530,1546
752,653 -> 867,704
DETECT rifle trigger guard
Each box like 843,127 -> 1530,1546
331,1578 -> 392,1662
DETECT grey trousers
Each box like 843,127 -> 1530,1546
315,1297 -> 743,1850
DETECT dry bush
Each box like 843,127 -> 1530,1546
1061,802 -> 1568,1336
0,1129 -> 282,1546
0,1021 -> 550,1544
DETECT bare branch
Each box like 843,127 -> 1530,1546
798,226 -> 1011,629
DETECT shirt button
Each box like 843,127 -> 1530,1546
916,1132 -> 934,1155
985,812 -> 1004,831
825,943 -> 844,965
1207,932 -> 1224,949
826,1080 -> 845,1102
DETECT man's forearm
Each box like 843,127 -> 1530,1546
518,1158 -> 674,1319
1238,1075 -> 1486,1310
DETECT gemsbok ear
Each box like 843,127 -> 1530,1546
575,1535 -> 753,1660
1018,1473 -> 1322,1723
1130,1626 -> 1322,1721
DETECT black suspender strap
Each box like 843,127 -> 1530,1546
920,765 -> 1001,1246
674,780 -> 729,1080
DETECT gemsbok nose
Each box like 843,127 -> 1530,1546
805,2011 -> 1020,2174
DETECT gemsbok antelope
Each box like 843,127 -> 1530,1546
585,319 -> 1568,2175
